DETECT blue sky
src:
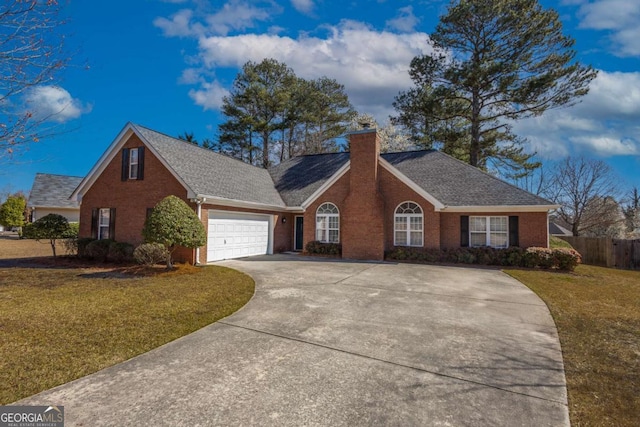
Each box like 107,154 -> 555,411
2,0 -> 639,196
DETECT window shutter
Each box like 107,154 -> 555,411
121,148 -> 130,181
137,146 -> 145,180
509,216 -> 519,247
460,215 -> 469,247
109,208 -> 116,240
146,207 -> 153,218
91,208 -> 98,239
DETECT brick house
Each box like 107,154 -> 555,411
71,123 -> 557,263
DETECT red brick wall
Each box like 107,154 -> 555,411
440,211 -> 549,249
342,131 -> 385,260
378,167 -> 440,250
303,171 -> 351,251
79,134 -> 192,259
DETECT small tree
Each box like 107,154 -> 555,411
0,195 -> 26,228
142,196 -> 206,269
29,214 -> 71,257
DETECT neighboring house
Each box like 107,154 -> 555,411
28,173 -> 83,223
549,221 -> 572,237
71,123 -> 558,263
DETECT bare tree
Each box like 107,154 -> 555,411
545,157 -> 619,236
622,187 -> 640,238
1,1 -> 70,161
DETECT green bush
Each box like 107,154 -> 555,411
77,237 -> 96,258
385,246 -> 582,272
20,223 -> 36,239
85,239 -> 114,262
108,241 -> 135,263
65,222 -> 79,238
305,240 -> 342,256
133,243 -> 169,266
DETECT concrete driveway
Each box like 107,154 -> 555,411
19,255 -> 569,426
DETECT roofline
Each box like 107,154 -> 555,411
378,158 -> 446,210
29,205 -> 79,209
194,195 -> 288,212
70,123 -> 195,201
440,205 -> 560,213
300,161 -> 351,209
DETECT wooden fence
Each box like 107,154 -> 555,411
558,236 -> 640,270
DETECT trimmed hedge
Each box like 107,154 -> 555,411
108,241 -> 135,263
385,246 -> 582,272
305,240 -> 342,256
85,239 -> 114,262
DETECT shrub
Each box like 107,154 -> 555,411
553,248 -> 582,271
20,223 -> 36,239
65,222 -> 79,238
386,246 -> 581,272
142,195 -> 206,269
85,239 -> 114,262
133,243 -> 169,266
24,214 -> 71,257
77,237 -> 96,258
108,241 -> 135,263
62,238 -> 78,255
305,240 -> 342,256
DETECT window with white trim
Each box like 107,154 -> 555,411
395,202 -> 423,246
470,216 -> 508,248
98,208 -> 111,240
129,148 -> 139,179
316,203 -> 339,243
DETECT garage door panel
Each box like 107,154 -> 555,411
207,211 -> 271,262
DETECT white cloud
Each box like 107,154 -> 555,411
575,0 -> 640,57
188,80 -> 230,110
154,0 -> 277,37
514,70 -> 640,158
24,86 -> 91,123
291,0 -> 314,15
385,6 -> 419,33
192,20 -> 433,121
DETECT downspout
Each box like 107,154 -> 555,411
194,198 -> 203,265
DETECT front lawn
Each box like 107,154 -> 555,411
506,265 -> 639,427
0,264 -> 254,404
0,235 -> 56,259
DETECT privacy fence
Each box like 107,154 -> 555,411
558,236 -> 640,270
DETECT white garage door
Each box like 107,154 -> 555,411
207,211 -> 271,262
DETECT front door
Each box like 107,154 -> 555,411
294,216 -> 304,251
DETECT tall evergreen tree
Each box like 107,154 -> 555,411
219,59 -> 355,167
393,0 -> 596,177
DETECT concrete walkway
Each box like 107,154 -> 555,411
19,255 -> 569,426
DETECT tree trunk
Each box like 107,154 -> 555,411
50,239 -> 57,257
470,88 -> 480,167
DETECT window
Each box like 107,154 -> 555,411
316,203 -> 339,243
98,208 -> 111,240
395,202 -> 423,246
129,148 -> 138,179
121,147 -> 144,181
469,216 -> 508,248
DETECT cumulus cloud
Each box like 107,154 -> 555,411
154,0 -> 277,37
189,80 -> 230,110
23,86 -> 91,123
385,6 -> 419,33
192,20 -> 433,120
514,70 -> 640,158
575,0 -> 640,56
291,0 -> 314,15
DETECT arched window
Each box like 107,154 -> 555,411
394,202 -> 423,247
316,203 -> 340,243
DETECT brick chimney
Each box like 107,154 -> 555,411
342,129 -> 385,260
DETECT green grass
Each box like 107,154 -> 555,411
550,235 -> 574,249
506,265 -> 640,427
0,264 -> 254,404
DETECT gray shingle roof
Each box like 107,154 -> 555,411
382,150 -> 553,207
133,124 -> 285,207
268,152 -> 350,206
28,173 -> 83,208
